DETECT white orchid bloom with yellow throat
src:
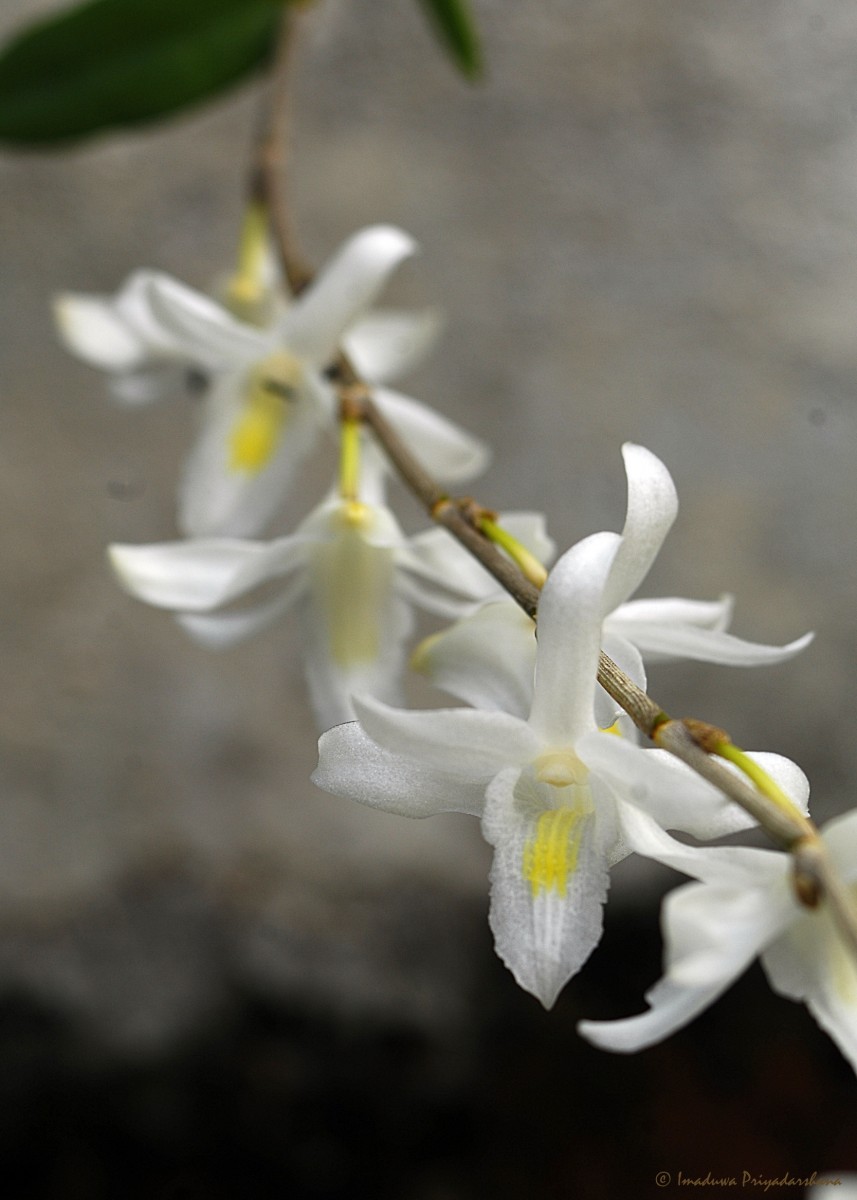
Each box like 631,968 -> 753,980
314,528 -> 804,1008
55,225 -> 487,538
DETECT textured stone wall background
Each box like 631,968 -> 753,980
2,0 -> 857,1192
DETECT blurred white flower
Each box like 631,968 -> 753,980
55,225 -> 487,537
577,805 -> 857,1078
108,457 -> 531,731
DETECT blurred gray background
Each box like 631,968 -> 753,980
2,0 -> 857,1193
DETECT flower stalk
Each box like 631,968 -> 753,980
250,3 -> 313,296
479,515 -> 549,588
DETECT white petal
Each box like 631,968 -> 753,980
113,270 -> 203,354
613,794 -> 785,882
295,491 -> 404,555
108,535 -> 309,612
371,387 -> 490,484
578,735 -> 765,841
579,975 -> 729,1053
344,307 -> 443,383
176,580 -> 304,647
280,226 -> 418,364
608,595 -> 733,631
579,873 -> 789,1052
301,611 -> 409,730
823,808 -> 857,876
653,868 -> 792,984
396,535 -> 502,618
301,525 -> 409,730
177,371 -> 323,538
529,532 -> 620,745
403,527 -> 502,601
412,601 -> 536,717
353,695 -> 539,780
144,273 -> 267,368
610,617 -> 814,667
352,438 -> 391,508
763,909 -> 857,1075
761,811 -> 857,1075
54,292 -> 149,371
601,444 -> 677,614
483,767 -> 611,1008
313,722 -> 486,817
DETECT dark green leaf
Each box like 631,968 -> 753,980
0,0 -> 287,145
417,0 -> 482,80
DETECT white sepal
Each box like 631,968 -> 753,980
279,225 -> 418,364
313,722 -> 487,818
344,307 -> 443,383
371,386 -> 490,484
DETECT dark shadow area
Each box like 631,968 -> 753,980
0,892 -> 853,1200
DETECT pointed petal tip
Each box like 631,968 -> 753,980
106,542 -> 144,596
620,441 -> 678,510
576,1018 -> 632,1053
52,290 -> 147,371
357,223 -> 420,258
785,630 -> 815,655
500,952 -> 566,1011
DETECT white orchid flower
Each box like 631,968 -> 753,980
414,444 -> 812,723
314,529 -> 804,1008
578,805 -> 857,1077
55,225 -> 487,537
108,455 -> 527,731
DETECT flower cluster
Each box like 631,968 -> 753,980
56,217 -> 857,1077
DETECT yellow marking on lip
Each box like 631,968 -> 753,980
229,351 -> 302,474
522,806 -> 587,898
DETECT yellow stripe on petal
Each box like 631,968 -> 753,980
229,351 -> 303,475
523,806 -> 588,898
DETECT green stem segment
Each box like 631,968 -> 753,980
479,516 -> 548,588
713,740 -> 814,833
339,416 -> 362,503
